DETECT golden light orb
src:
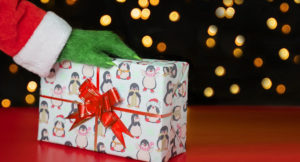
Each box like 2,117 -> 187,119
25,94 -> 35,105
66,0 -> 77,5
40,0 -> 50,4
254,57 -> 263,68
276,84 -> 286,95
266,17 -> 277,30
278,48 -> 289,60
207,25 -> 218,36
27,81 -> 38,93
206,38 -> 216,48
138,0 -> 149,8
261,77 -> 272,90
204,87 -> 214,98
267,0 -> 274,2
215,7 -> 226,19
142,35 -> 153,48
99,15 -> 112,26
215,66 -> 226,77
131,8 -> 142,20
295,0 -> 300,4
293,55 -> 300,64
280,2 -> 289,13
116,0 -> 126,3
1,99 -> 11,108
223,0 -> 234,7
9,63 -> 18,74
233,48 -> 243,58
141,8 -> 151,20
157,42 -> 167,53
225,7 -> 235,19
230,84 -> 240,94
234,0 -> 244,5
169,11 -> 180,22
150,0 -> 159,6
281,24 -> 291,34
235,35 -> 245,47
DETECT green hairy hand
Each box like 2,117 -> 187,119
57,29 -> 141,68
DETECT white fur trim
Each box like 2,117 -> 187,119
13,12 -> 72,77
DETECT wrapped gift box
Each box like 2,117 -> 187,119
38,58 -> 189,161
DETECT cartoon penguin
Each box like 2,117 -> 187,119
110,136 -> 125,152
53,115 -> 65,137
128,114 -> 142,139
178,81 -> 187,97
157,126 -> 169,152
136,139 -> 153,161
68,72 -> 81,95
100,71 -> 113,93
95,120 -> 106,137
97,142 -> 106,153
145,99 -> 161,123
75,125 -> 90,149
164,81 -> 174,106
39,101 -> 49,124
142,65 -> 160,93
183,103 -> 187,112
163,63 -> 177,78
82,65 -> 94,79
172,106 -> 181,122
51,84 -> 64,109
176,123 -> 187,148
68,103 -> 78,123
59,60 -> 72,69
116,62 -> 131,80
44,68 -> 56,84
40,129 -> 49,141
64,141 -> 73,147
170,138 -> 177,157
127,83 -> 141,108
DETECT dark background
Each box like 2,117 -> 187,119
1,0 -> 300,107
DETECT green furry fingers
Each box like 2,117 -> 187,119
57,29 -> 141,68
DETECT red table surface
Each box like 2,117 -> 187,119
1,106 -> 300,162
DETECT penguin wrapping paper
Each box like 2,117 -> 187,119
38,58 -> 189,162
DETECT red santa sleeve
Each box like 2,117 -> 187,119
0,0 -> 72,77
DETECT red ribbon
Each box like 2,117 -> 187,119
66,79 -> 133,148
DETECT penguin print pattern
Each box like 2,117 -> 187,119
100,71 -> 113,93
39,101 -> 49,124
51,84 -> 64,109
142,65 -> 160,93
68,103 -> 78,123
76,125 -> 89,149
163,63 -> 177,78
95,120 -> 106,137
157,126 -> 169,152
172,106 -> 181,122
59,60 -> 72,69
116,62 -> 131,80
145,99 -> 161,123
82,65 -> 94,79
127,83 -> 141,108
65,141 -> 73,147
136,139 -> 153,161
44,68 -> 56,84
52,115 -> 65,137
128,114 -> 142,139
68,72 -> 81,95
177,81 -> 187,97
110,136 -> 125,152
40,129 -> 49,141
164,81 -> 174,106
97,142 -> 106,153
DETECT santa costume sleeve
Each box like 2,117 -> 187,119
0,0 -> 72,77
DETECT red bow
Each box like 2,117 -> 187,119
66,79 -> 133,148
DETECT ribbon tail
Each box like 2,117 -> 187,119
110,112 -> 133,148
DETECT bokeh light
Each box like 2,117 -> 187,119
142,35 -> 153,48
66,0 -> 77,5
293,55 -> 300,64
150,0 -> 159,6
27,81 -> 38,93
295,0 -> 300,4
1,99 -> 11,108
261,77 -> 272,90
169,11 -> 180,22
235,35 -> 245,46
99,15 -> 112,26
25,94 -> 35,104
223,0 -> 233,7
233,48 -> 243,58
225,7 -> 235,19
280,2 -> 289,13
215,7 -> 226,19
138,0 -> 149,8
157,42 -> 167,53
204,87 -> 214,98
9,63 -> 18,74
131,8 -> 142,20
281,24 -> 291,34
266,17 -> 277,30
40,0 -> 50,4
206,38 -> 216,48
276,84 -> 286,95
215,66 -> 226,77
254,57 -> 263,68
278,48 -> 289,61
141,8 -> 151,20
207,25 -> 218,36
234,0 -> 244,5
116,0 -> 126,3
230,84 -> 240,94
